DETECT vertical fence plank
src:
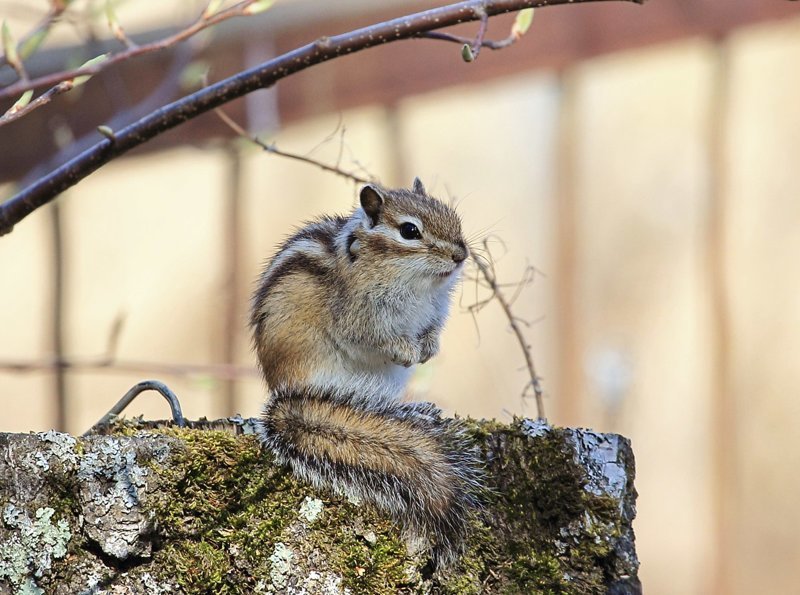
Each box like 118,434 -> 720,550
222,147 -> 243,417
706,40 -> 734,595
555,70 -> 582,426
49,200 -> 67,431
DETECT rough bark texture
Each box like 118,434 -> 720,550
0,418 -> 640,594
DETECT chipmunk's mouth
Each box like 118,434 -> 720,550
436,264 -> 462,278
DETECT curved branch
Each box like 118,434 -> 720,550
0,0 -> 642,236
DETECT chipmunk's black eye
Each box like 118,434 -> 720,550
399,222 -> 422,240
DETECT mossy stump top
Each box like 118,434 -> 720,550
0,417 -> 640,594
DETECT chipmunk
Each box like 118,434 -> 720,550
251,178 -> 482,568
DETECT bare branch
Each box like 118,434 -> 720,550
457,6 -> 489,62
0,355 -> 259,381
214,107 -> 375,185
105,0 -> 136,50
0,0 -> 642,236
421,29 -> 519,52
0,311 -> 254,380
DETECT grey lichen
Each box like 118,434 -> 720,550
302,571 -> 350,595
77,434 -> 172,559
36,431 -> 79,468
268,542 -> 295,590
0,505 -> 71,595
298,497 -> 324,524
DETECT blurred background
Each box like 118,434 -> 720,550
1,0 -> 799,593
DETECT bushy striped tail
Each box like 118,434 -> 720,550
257,385 -> 483,568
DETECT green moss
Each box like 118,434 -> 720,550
143,427 -> 307,591
435,521 -> 494,594
167,539 -> 233,593
507,550 -> 569,594
90,419 -> 634,594
439,421 -> 631,594
97,417 -> 144,437
149,428 -> 292,536
139,426 -> 427,593
323,507 -> 408,593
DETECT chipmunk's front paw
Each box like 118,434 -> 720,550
385,337 -> 422,368
418,330 -> 440,364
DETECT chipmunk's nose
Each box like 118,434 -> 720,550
452,242 -> 468,264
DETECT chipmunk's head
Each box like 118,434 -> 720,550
348,178 -> 468,284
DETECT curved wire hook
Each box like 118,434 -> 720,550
82,379 -> 185,436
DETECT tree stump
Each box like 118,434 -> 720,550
0,418 -> 640,594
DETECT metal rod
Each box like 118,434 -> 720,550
82,380 -> 185,436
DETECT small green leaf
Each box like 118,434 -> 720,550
511,8 -> 535,38
97,125 -> 115,139
244,0 -> 275,16
9,89 -> 34,113
179,60 -> 210,90
72,53 -> 108,86
2,21 -> 21,71
19,28 -> 49,60
461,43 -> 475,63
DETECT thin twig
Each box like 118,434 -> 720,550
470,7 -> 489,60
0,80 -> 72,125
420,30 -> 516,51
15,45 -> 191,190
222,145 -> 242,416
0,356 -> 259,380
0,1 -> 71,72
0,0 -> 264,107
0,312 -> 254,380
49,198 -> 67,431
419,3 -> 528,54
470,239 -> 546,420
0,0 -> 642,236
214,107 -> 375,185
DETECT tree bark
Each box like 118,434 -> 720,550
0,418 -> 640,594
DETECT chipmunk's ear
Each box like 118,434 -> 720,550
412,177 -> 426,195
360,184 -> 384,227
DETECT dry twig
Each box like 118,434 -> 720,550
420,5 -> 535,59
214,107 -> 375,184
0,80 -> 72,125
0,0 -> 71,72
0,356 -> 258,381
468,238 -> 546,420
0,314 -> 258,381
